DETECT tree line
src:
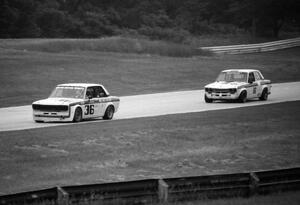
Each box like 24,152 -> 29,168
0,0 -> 299,40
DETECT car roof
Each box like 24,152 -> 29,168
57,83 -> 103,88
222,69 -> 260,73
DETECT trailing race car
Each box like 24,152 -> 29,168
32,83 -> 120,122
204,69 -> 271,103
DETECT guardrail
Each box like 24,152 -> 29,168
0,167 -> 299,205
200,37 -> 300,54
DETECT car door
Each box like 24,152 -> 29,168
247,72 -> 259,99
83,87 -> 101,118
254,71 -> 263,97
96,85 -> 110,116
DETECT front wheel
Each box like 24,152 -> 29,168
73,107 -> 82,122
204,95 -> 213,103
259,89 -> 268,101
238,91 -> 247,103
103,106 -> 114,120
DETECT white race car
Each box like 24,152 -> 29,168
204,69 -> 271,103
32,83 -> 120,122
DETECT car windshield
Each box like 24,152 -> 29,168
49,86 -> 85,99
216,71 -> 247,82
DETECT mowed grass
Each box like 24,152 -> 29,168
0,38 -> 300,107
0,101 -> 299,194
0,37 -> 209,57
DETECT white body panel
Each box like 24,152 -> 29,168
32,83 -> 120,122
204,69 -> 272,101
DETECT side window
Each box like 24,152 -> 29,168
258,71 -> 264,80
248,72 -> 255,83
99,86 -> 107,97
254,72 -> 262,81
86,87 -> 95,99
94,86 -> 107,98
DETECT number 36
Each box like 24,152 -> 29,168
84,105 -> 94,115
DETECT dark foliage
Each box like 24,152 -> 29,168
0,0 -> 299,39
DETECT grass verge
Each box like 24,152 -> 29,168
0,101 -> 299,194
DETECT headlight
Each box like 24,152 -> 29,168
229,88 -> 237,94
205,88 -> 212,93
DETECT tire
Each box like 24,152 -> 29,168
103,105 -> 114,120
238,91 -> 247,103
259,88 -> 268,101
73,107 -> 82,122
204,94 -> 213,103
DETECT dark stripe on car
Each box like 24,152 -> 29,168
32,104 -> 68,112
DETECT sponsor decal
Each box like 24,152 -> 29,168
238,83 -> 258,89
69,98 -> 119,106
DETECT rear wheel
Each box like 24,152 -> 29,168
103,105 -> 114,120
238,91 -> 247,103
259,88 -> 268,101
204,95 -> 213,103
73,107 -> 82,122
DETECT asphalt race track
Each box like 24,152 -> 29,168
0,82 -> 300,132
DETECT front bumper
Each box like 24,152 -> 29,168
32,110 -> 72,122
205,92 -> 239,100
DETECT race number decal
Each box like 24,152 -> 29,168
253,87 -> 257,94
84,105 -> 94,115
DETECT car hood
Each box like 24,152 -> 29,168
205,81 -> 248,89
33,98 -> 83,106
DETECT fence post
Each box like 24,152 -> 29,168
158,179 -> 168,203
249,172 -> 259,196
57,186 -> 69,205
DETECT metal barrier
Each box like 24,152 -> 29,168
0,167 -> 299,205
164,173 -> 251,202
63,179 -> 158,205
200,37 -> 300,54
255,167 -> 300,194
0,188 -> 57,205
